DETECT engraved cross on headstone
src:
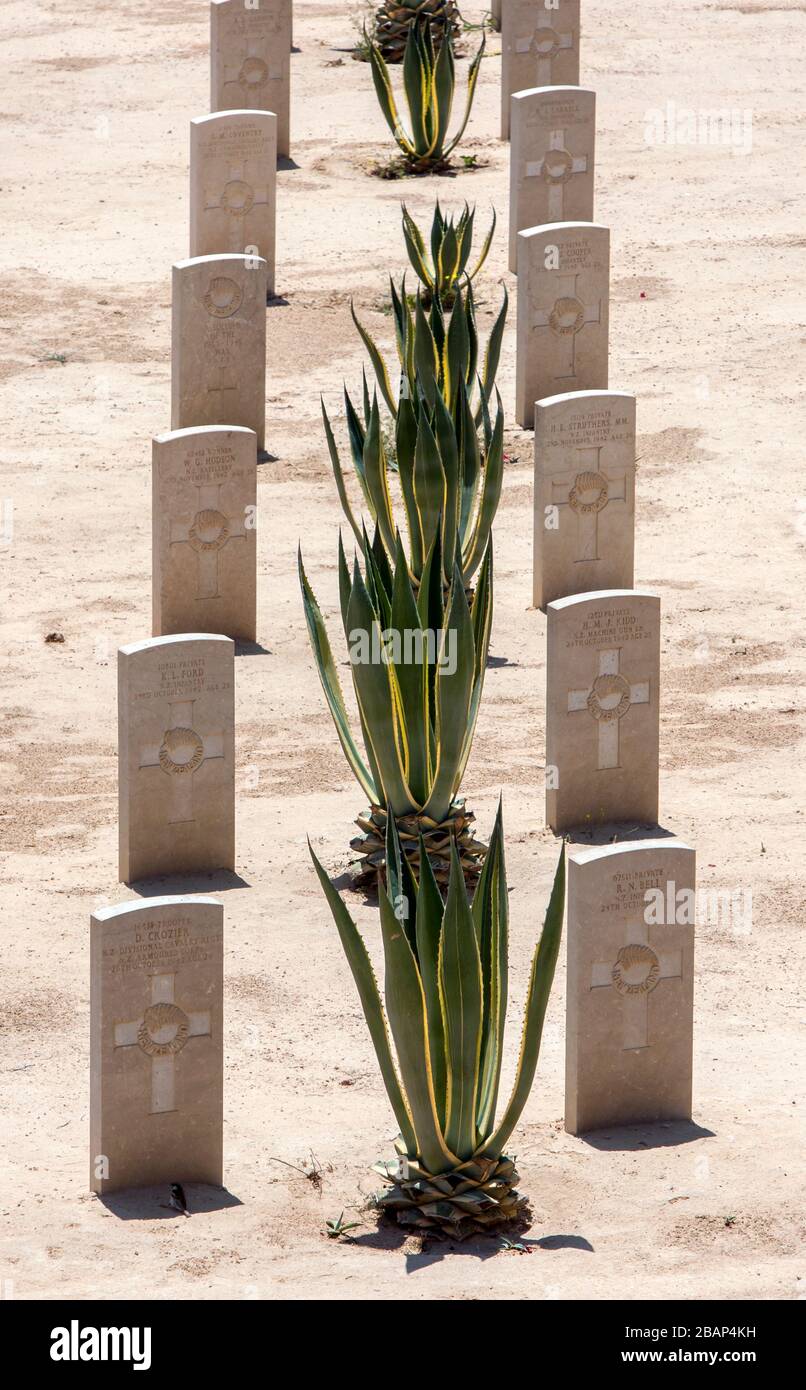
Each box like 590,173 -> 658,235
138,699 -> 225,824
221,36 -> 285,106
170,483 -> 247,600
590,922 -> 682,1050
531,272 -> 603,381
114,971 -> 211,1114
204,158 -> 271,253
205,367 -> 238,417
516,10 -> 575,85
550,445 -> 627,562
525,127 -> 588,221
567,648 -> 650,769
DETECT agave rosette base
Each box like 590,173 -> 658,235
311,806 -> 566,1248
373,1149 -> 526,1240
373,0 -> 461,64
351,799 -> 486,887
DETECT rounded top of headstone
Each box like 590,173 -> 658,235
92,895 -> 224,922
119,633 -> 235,658
519,221 -> 610,240
536,389 -> 635,410
547,588 -> 658,613
512,85 -> 594,102
191,110 -> 278,127
173,252 -> 268,272
153,425 -> 257,446
568,838 -> 694,867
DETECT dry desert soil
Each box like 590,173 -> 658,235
1,0 -> 805,1300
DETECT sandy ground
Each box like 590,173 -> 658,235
1,0 -> 805,1302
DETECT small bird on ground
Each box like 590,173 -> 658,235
169,1182 -> 191,1217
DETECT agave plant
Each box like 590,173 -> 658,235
368,18 -> 484,173
351,278 -> 507,425
402,201 -> 496,307
310,804 -> 566,1239
323,377 -> 503,595
372,0 -> 461,64
299,524 -> 492,885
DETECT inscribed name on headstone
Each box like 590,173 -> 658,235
152,426 -> 257,643
516,221 -> 609,430
118,633 -> 235,882
565,840 -> 695,1134
501,0 -> 581,140
90,896 -> 223,1194
534,390 -> 635,609
509,86 -> 595,273
171,253 -> 267,450
190,111 -> 277,292
545,589 -> 660,832
210,0 -> 291,158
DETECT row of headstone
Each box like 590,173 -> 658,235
92,834 -> 695,1194
91,3 -> 295,1194
503,2 -> 696,1133
90,3 -> 695,1200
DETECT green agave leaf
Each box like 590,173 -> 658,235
462,392 -> 504,585
444,32 -> 485,158
322,397 -> 364,547
456,377 -> 480,540
455,205 -> 474,280
444,287 -> 470,412
337,530 -> 353,629
429,293 -> 446,372
368,33 -> 414,155
310,842 -> 417,1155
347,557 -> 416,815
472,800 -> 508,1138
361,523 -> 392,634
479,285 -> 508,415
343,387 -> 371,506
361,366 -> 372,428
478,372 -> 493,455
413,405 -> 445,564
415,837 -> 448,1128
418,18 -> 439,155
402,205 -> 433,292
430,199 -> 445,269
395,394 -> 424,578
415,524 -> 443,756
431,391 -> 460,581
469,207 -> 496,283
389,534 -> 430,806
413,294 -> 439,409
298,548 -> 376,805
438,837 -> 484,1157
422,565 -> 475,823
390,276 -> 407,368
438,221 -> 460,296
416,524 -> 444,644
363,395 -> 397,560
378,827 -> 457,1174
370,522 -> 395,606
383,793 -> 420,958
465,280 -> 479,396
456,540 -> 493,787
402,288 -> 416,396
480,842 -> 566,1158
431,24 -> 455,158
351,300 -> 397,418
403,20 -> 429,155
